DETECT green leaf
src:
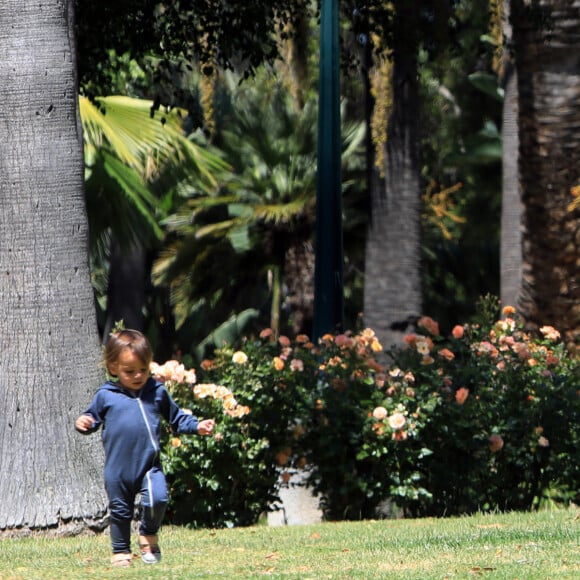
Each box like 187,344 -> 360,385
194,309 -> 260,357
101,151 -> 164,239
468,72 -> 504,102
228,226 -> 251,252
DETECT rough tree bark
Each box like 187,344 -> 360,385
500,0 -> 524,310
363,1 -> 422,351
0,0 -> 107,534
512,0 -> 580,353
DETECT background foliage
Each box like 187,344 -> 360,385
79,0 -> 506,354
73,0 -> 578,528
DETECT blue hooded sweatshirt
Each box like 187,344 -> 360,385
81,377 -> 199,484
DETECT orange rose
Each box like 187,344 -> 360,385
418,316 -> 440,336
260,328 -> 274,339
452,325 -> 465,339
455,387 -> 469,405
438,348 -> 455,361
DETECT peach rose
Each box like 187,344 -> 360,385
388,412 -> 406,430
538,436 -> 550,448
452,325 -> 465,339
539,326 -> 560,341
260,328 -> 274,339
372,406 -> 388,421
418,316 -> 440,336
290,358 -> 304,372
438,348 -> 455,361
455,387 -> 469,405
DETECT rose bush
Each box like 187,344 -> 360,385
297,329 -> 440,520
155,297 -> 579,525
152,360 -> 256,528
156,332 -> 314,528
388,297 -> 579,516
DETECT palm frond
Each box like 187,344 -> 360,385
80,96 -> 227,187
100,151 -> 164,240
252,200 -> 309,224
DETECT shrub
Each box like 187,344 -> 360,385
156,298 -> 579,526
152,360 -> 255,528
391,298 -> 580,516
298,329 -> 440,520
157,332 -> 313,528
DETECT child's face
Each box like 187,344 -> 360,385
109,348 -> 150,391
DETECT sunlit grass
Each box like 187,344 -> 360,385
1,508 -> 578,579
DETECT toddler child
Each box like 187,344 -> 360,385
75,329 -> 214,567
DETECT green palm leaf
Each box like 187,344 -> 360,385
100,151 -> 163,239
80,95 -> 224,188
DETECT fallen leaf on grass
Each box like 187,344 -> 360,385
310,532 -> 321,539
470,566 -> 497,574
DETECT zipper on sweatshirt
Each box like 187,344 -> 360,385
134,390 -> 158,523
145,468 -> 155,521
136,394 -> 159,455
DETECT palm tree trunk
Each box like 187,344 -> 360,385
0,0 -> 107,533
285,240 -> 315,335
270,265 -> 282,337
102,239 -> 147,340
364,1 -> 422,351
500,1 -> 523,309
512,0 -> 580,353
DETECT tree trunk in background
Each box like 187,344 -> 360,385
102,240 -> 147,340
500,1 -> 523,310
0,0 -> 107,533
285,240 -> 315,335
279,0 -> 311,111
363,1 -> 422,351
512,0 -> 580,353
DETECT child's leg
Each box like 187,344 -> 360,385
138,466 -> 168,564
139,466 -> 169,536
105,480 -> 135,554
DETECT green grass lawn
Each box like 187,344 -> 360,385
1,508 -> 578,579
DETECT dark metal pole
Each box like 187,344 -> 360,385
313,0 -> 343,340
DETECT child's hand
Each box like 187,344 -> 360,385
197,418 -> 215,436
75,414 -> 96,432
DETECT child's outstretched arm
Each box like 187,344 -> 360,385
197,418 -> 215,436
